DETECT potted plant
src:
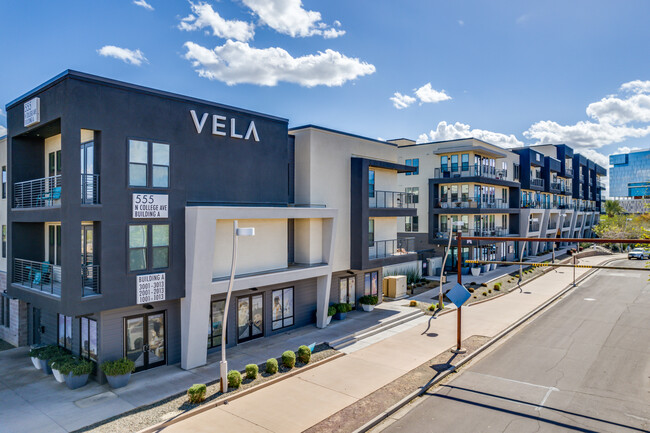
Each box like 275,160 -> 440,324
36,345 -> 60,374
358,295 -> 378,312
333,303 -> 352,320
50,354 -> 73,383
326,305 -> 336,326
60,359 -> 93,390
29,346 -> 44,370
100,357 -> 135,389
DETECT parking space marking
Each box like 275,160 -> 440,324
469,372 -> 559,411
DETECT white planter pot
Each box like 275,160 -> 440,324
52,368 -> 66,383
470,268 -> 481,277
326,315 -> 333,326
31,357 -> 42,370
361,304 -> 375,312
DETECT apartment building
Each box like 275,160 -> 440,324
5,71 -> 417,379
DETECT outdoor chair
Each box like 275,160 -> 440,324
38,186 -> 61,206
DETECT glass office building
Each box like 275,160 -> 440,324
609,149 -> 650,197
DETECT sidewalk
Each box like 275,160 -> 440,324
0,303 -> 413,433
160,253 -> 621,433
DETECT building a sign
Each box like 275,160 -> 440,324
24,97 -> 40,127
190,110 -> 260,141
133,193 -> 168,218
137,273 -> 166,304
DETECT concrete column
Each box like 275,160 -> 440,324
315,274 -> 332,328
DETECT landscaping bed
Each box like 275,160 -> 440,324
75,344 -> 338,433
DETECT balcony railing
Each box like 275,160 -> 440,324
550,182 -> 562,191
369,237 -> 415,260
369,190 -> 415,209
434,165 -> 508,180
82,264 -> 100,297
436,228 -> 509,238
520,200 -> 555,209
565,167 -> 573,177
13,258 -> 62,296
13,174 -> 100,209
437,197 -> 509,209
563,219 -> 572,228
547,221 -> 558,230
528,222 -> 541,232
530,177 -> 544,188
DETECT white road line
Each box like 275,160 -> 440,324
471,372 -> 555,390
535,386 -> 558,412
625,413 -> 650,423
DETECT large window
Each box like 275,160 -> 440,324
461,154 -> 469,171
406,187 -> 419,204
406,158 -> 419,175
405,216 -> 419,232
130,224 -> 170,272
339,277 -> 356,305
58,314 -> 72,350
129,140 -> 170,188
451,155 -> 458,172
80,317 -> 98,362
369,169 -> 375,198
272,288 -> 294,330
208,300 -> 225,348
129,225 -> 148,271
364,272 -> 379,296
152,225 -> 170,269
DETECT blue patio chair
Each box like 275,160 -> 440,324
38,187 -> 62,206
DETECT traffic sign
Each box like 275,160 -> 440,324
446,283 -> 471,308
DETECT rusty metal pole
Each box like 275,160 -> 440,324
452,230 -> 466,353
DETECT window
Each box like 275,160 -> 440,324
1,166 -> 5,199
451,155 -> 458,172
513,163 -> 520,181
406,187 -> 419,204
368,219 -> 375,246
208,300 -> 226,348
369,169 -> 375,198
405,159 -> 412,175
410,158 -> 419,175
1,294 -> 10,328
2,225 -> 5,258
48,225 -> 62,266
152,224 -> 170,269
461,154 -> 469,171
502,215 -> 507,229
461,184 -> 469,201
129,225 -> 147,271
48,150 -> 62,178
129,140 -> 170,188
364,271 -> 379,296
272,288 -> 294,330
441,156 -> 448,171
404,216 -> 419,232
58,314 -> 72,350
80,317 -> 98,362
339,277 -> 356,305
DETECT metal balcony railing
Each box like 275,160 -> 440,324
437,197 -> 509,209
547,221 -> 558,230
81,174 -> 100,205
530,177 -> 544,188
82,264 -> 100,297
13,175 -> 61,208
369,237 -> 415,260
13,259 -> 62,296
434,165 -> 508,180
565,167 -> 573,177
550,182 -> 562,191
369,190 -> 415,209
436,228 -> 509,238
528,223 -> 541,232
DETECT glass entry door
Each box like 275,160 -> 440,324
125,312 -> 166,372
237,294 -> 264,343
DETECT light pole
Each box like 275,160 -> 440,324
220,220 -> 255,393
438,219 -> 464,309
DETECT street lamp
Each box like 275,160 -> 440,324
438,220 -> 465,309
220,220 -> 255,393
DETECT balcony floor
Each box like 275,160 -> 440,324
13,279 -> 99,297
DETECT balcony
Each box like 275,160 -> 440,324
436,227 -> 509,238
563,219 -> 572,228
547,221 -> 558,230
369,238 -> 415,260
13,259 -> 100,297
528,222 -> 541,232
13,174 -> 99,209
565,167 -> 573,177
550,182 -> 562,191
520,200 -> 554,209
437,197 -> 509,210
369,190 -> 414,209
530,177 -> 544,188
434,165 -> 508,180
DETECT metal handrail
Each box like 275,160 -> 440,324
434,165 -> 507,180
369,237 -> 415,259
82,264 -> 100,296
369,190 -> 415,208
530,177 -> 544,188
437,228 -> 508,238
13,175 -> 61,208
13,258 -> 61,296
81,174 -> 100,205
437,197 -> 509,209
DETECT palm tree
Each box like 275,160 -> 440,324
604,200 -> 624,218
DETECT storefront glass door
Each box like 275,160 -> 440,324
125,311 -> 166,372
237,294 -> 264,343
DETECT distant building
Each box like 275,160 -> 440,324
609,149 -> 650,198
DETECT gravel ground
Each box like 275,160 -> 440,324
304,335 -> 490,433
75,344 -> 338,433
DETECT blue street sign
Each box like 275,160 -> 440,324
446,283 -> 471,308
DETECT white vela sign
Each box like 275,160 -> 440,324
137,273 -> 166,304
24,97 -> 41,127
190,110 -> 260,141
132,193 -> 168,219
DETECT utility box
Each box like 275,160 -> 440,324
383,275 -> 407,299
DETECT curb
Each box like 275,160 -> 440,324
351,255 -> 622,433
137,351 -> 345,433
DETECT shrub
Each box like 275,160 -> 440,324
245,364 -> 259,379
100,358 -> 135,376
480,283 -> 488,287
473,296 -> 477,299
385,267 -> 421,285
36,345 -> 61,360
187,384 -> 207,403
358,295 -> 378,305
514,274 -> 519,278
282,351 -> 296,368
266,358 -> 278,374
29,347 -> 44,358
488,289 -> 492,294
428,303 -> 436,311
409,300 -> 417,307
482,292 -> 488,296
59,359 -> 93,376
494,283 -> 502,291
49,353 -> 73,369
297,345 -> 311,364
507,279 -> 512,283
327,305 -> 337,317
468,287 -> 475,293
227,370 -> 242,389
335,303 -> 352,314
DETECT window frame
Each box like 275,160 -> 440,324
128,139 -> 171,189
1,166 -> 5,199
368,169 -> 375,198
208,299 -> 226,348
152,224 -> 170,270
339,277 -> 356,306
128,224 -> 171,273
364,271 -> 379,296
2,225 -> 5,258
128,224 -> 148,272
57,313 -> 72,351
368,219 -> 375,247
80,317 -> 98,362
272,287 -> 295,330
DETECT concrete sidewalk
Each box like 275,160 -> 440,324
0,302 -> 413,433
161,253 -> 622,433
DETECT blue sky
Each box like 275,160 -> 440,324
2,0 -> 650,173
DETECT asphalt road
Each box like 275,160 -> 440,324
380,259 -> 650,433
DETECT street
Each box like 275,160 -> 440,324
380,259 -> 650,433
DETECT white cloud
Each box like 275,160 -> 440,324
0,125 -> 6,136
183,40 -> 375,87
242,0 -> 345,38
390,92 -> 416,109
578,148 -> 609,168
516,13 -> 530,24
97,46 -> 148,66
414,83 -> 452,104
179,2 -> 255,42
620,80 -> 650,94
417,121 -> 523,148
585,93 -> 650,125
133,0 -> 154,11
616,146 -> 641,154
0,108 -> 5,117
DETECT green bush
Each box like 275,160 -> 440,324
227,370 -> 242,389
358,295 -> 378,305
29,346 -> 44,358
49,353 -> 73,369
59,359 -> 93,376
335,303 -> 352,313
36,345 -> 61,360
327,305 -> 337,317
187,384 -> 207,403
428,303 -> 436,311
494,283 -> 501,291
282,350 -> 296,368
101,358 -> 135,376
297,345 -> 311,364
266,358 -> 278,374
488,289 -> 492,293
482,292 -> 488,296
245,364 -> 259,379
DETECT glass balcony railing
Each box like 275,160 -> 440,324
13,174 -> 100,208
369,190 -> 415,209
530,177 -> 544,188
369,237 -> 415,260
437,197 -> 509,209
565,167 -> 573,177
434,165 -> 508,180
436,227 -> 509,238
